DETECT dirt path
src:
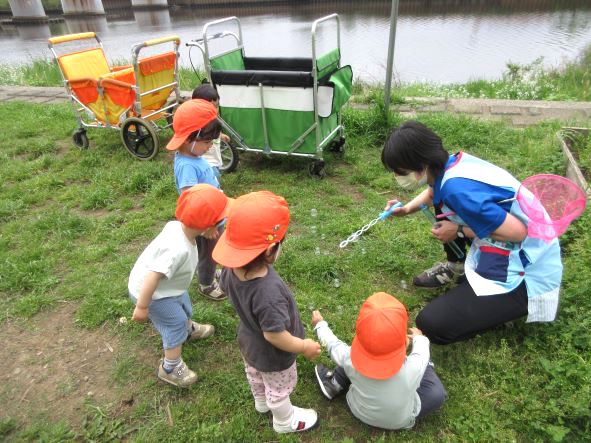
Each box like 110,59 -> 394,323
0,303 -> 151,430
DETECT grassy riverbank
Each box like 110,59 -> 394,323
355,48 -> 591,103
0,99 -> 590,441
1,43 -> 591,102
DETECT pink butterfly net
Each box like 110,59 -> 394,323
517,174 -> 587,241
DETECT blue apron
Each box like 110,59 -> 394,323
438,152 -> 562,322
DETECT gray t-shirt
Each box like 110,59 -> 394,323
220,266 -> 304,372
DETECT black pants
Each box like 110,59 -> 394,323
195,226 -> 224,286
435,206 -> 470,264
416,280 -> 529,345
332,365 -> 447,419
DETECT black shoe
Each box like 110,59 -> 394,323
413,262 -> 465,289
314,364 -> 344,400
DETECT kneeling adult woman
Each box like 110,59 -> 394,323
381,121 -> 562,344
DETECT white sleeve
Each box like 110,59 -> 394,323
404,335 -> 431,390
314,321 -> 351,367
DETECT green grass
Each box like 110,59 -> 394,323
0,57 -> 204,92
0,101 -> 590,442
352,48 -> 591,103
3,43 -> 591,103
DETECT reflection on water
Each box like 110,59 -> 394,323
1,0 -> 590,83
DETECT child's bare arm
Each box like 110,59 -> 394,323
263,330 -> 321,360
132,271 -> 163,322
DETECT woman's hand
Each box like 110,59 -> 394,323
302,339 -> 322,360
311,310 -> 324,327
431,220 -> 459,243
384,199 -> 410,217
132,305 -> 149,322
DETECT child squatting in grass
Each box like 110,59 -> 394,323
312,292 -> 447,430
213,190 -> 323,434
128,184 -> 232,387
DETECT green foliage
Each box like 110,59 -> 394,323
0,100 -> 590,441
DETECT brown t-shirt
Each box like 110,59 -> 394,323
220,266 -> 305,372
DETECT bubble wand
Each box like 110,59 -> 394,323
339,202 -> 403,248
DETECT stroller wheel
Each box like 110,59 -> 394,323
72,129 -> 89,149
308,160 -> 326,179
219,140 -> 239,173
121,117 -> 160,160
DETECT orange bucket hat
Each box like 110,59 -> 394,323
350,292 -> 408,380
212,191 -> 290,268
175,184 -> 232,230
166,99 -> 218,151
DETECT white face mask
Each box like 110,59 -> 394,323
395,170 -> 428,190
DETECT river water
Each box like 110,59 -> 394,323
1,0 -> 591,84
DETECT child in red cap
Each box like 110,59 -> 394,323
128,184 -> 232,387
312,292 -> 447,429
166,99 -> 227,301
212,191 -> 322,434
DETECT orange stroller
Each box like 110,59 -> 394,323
48,32 -> 181,160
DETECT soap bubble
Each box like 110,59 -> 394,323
361,248 -> 366,255
333,278 -> 341,288
310,208 -> 318,217
311,225 -> 317,234
321,233 -> 326,240
400,280 -> 408,290
314,247 -> 321,255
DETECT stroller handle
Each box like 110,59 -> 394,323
49,32 -> 98,46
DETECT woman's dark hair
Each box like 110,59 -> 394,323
192,84 -> 220,102
188,118 -> 222,142
381,120 -> 449,178
242,240 -> 283,279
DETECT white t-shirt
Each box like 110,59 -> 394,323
201,138 -> 223,168
128,221 -> 198,300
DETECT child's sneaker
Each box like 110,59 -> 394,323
186,320 -> 215,341
273,406 -> 319,434
157,359 -> 197,388
314,364 -> 344,400
199,280 -> 226,301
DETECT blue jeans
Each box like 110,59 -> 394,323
129,292 -> 192,349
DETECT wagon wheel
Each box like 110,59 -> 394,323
121,117 -> 159,160
72,129 -> 89,149
308,160 -> 326,179
219,140 -> 239,173
329,136 -> 346,155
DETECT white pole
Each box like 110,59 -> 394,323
384,0 -> 399,113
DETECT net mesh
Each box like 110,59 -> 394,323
517,174 -> 587,241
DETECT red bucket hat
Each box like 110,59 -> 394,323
350,292 -> 408,380
166,99 -> 218,151
175,184 -> 232,230
212,191 -> 290,268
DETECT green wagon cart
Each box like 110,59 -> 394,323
187,14 -> 353,177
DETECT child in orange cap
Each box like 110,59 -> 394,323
212,191 -> 322,434
311,292 -> 447,430
128,184 -> 231,387
166,99 -> 226,301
